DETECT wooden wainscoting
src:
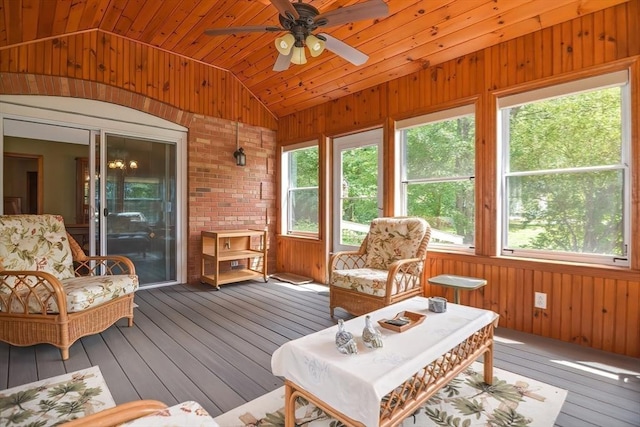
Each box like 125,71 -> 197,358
275,236 -> 328,284
424,252 -> 639,358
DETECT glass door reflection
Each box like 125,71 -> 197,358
104,134 -> 177,286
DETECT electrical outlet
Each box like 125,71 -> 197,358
230,260 -> 239,268
534,292 -> 547,309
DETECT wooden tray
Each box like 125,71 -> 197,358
378,311 -> 426,332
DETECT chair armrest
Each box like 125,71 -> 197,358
387,257 -> 423,276
385,257 -> 424,296
62,400 -> 168,427
0,270 -> 68,315
73,255 -> 136,276
329,250 -> 367,272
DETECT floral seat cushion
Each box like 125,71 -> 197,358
61,275 -> 138,312
330,268 -> 418,297
2,271 -> 138,314
364,217 -> 428,270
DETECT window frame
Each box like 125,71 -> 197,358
396,104 -> 477,252
280,139 -> 320,238
497,70 -> 631,267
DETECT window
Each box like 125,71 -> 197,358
397,105 -> 476,249
498,71 -> 630,266
281,141 -> 319,236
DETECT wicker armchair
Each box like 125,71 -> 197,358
329,217 -> 431,317
0,214 -> 138,360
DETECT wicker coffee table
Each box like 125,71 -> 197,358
272,297 -> 499,427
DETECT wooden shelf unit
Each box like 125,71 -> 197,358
200,229 -> 268,289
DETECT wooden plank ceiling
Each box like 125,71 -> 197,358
0,0 -> 628,117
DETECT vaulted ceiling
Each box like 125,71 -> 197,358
0,0 -> 627,117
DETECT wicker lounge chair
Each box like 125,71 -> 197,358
329,217 -> 431,317
0,214 -> 138,360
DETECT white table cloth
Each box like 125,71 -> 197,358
271,296 -> 499,427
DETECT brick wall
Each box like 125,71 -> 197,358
0,73 -> 278,284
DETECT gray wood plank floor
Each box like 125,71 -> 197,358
1,281 -> 638,426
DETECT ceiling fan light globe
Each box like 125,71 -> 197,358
275,34 -> 295,55
290,46 -> 307,65
306,34 -> 325,57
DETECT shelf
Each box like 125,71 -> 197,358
202,249 -> 264,261
201,269 -> 266,286
201,229 -> 266,239
200,228 -> 268,290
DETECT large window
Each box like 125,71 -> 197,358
397,105 -> 476,249
498,71 -> 630,266
281,141 -> 319,236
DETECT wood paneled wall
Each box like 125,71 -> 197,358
277,1 -> 640,356
275,237 -> 327,283
425,253 -> 639,357
0,30 -> 277,130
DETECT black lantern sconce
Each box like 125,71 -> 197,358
233,121 -> 246,167
233,147 -> 246,166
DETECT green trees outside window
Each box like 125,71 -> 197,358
503,85 -> 627,262
401,112 -> 476,247
285,145 -> 319,234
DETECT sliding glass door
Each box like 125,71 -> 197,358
1,95 -> 187,287
103,134 -> 177,285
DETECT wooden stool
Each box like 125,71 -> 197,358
427,274 -> 487,304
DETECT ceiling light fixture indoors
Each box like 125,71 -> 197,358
204,0 -> 389,71
305,34 -> 325,57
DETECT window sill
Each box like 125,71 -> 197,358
276,233 -> 321,242
427,250 -> 638,281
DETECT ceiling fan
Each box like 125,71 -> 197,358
204,0 -> 389,71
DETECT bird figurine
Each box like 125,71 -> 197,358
362,315 -> 384,349
335,319 -> 358,355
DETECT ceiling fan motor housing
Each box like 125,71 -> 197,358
279,2 -> 321,45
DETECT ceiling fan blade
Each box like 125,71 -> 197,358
319,33 -> 368,66
273,52 -> 293,71
269,0 -> 299,20
204,26 -> 281,36
315,0 -> 388,27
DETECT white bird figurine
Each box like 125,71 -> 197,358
335,319 -> 358,355
362,315 -> 384,349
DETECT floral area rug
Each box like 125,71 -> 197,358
0,366 -> 115,426
214,363 -> 567,427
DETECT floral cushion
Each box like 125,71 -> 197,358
61,274 -> 138,312
0,214 -> 75,281
364,217 -> 428,270
330,268 -> 418,297
1,274 -> 138,313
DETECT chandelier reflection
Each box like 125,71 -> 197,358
108,158 -> 138,173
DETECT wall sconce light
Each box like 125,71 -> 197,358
233,121 -> 246,166
233,147 -> 246,166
